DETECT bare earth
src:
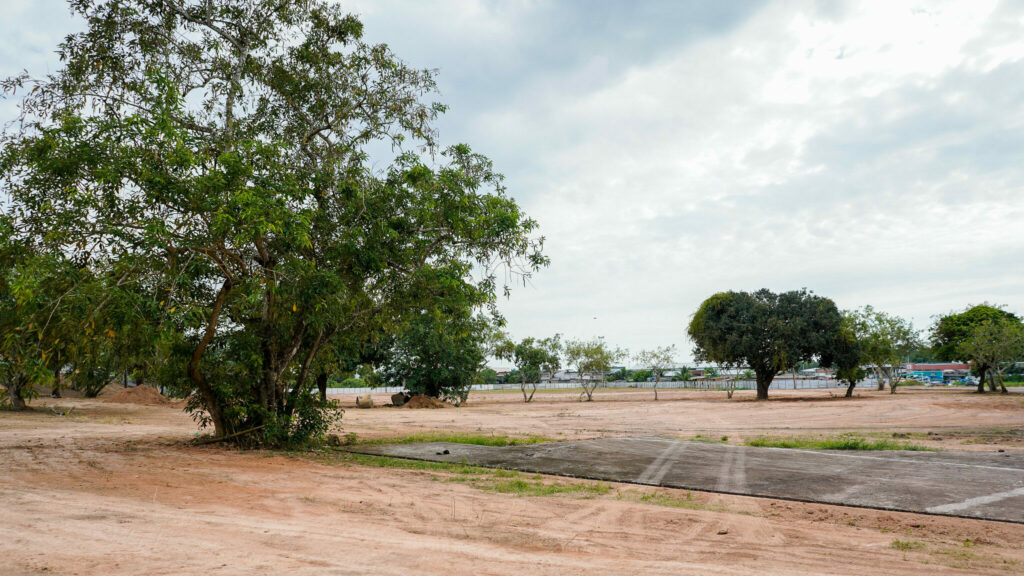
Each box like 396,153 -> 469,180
2,387 -> 1023,575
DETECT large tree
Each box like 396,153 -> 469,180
931,305 -> 1018,393
688,289 -> 842,400
1,1 -> 545,443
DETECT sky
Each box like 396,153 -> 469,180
2,1 -> 1024,362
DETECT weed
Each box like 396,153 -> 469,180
745,434 -> 935,451
891,540 -> 926,552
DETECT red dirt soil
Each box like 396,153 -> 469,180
103,385 -> 170,406
2,388 -> 1022,575
403,394 -> 451,409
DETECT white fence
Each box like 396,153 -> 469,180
325,377 -> 856,396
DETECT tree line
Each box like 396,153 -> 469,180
688,289 -> 1024,399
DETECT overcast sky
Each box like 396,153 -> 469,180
3,1 -> 1024,362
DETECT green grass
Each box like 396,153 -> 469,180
689,434 -> 729,443
615,488 -> 729,512
477,477 -> 611,497
891,540 -> 926,552
349,431 -> 556,447
745,434 -> 935,451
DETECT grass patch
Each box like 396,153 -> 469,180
689,434 -> 729,443
478,477 -> 611,497
350,431 -> 556,447
891,540 -> 926,552
745,434 -> 935,451
313,450 -> 608,499
616,488 -> 728,512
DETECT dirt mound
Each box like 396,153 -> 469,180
403,395 -> 450,409
104,385 -> 171,406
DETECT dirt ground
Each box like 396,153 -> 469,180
2,387 -> 1023,575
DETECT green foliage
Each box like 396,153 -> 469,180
960,317 -> 1024,392
844,306 -> 920,392
494,334 -> 560,401
475,368 -> 499,384
564,338 -> 626,401
631,369 -> 652,382
1,1 -> 545,441
688,289 -> 842,399
380,269 -> 494,404
745,435 -> 934,451
633,345 -> 676,399
932,305 -> 1019,392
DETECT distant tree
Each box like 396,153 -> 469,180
538,334 -> 563,383
833,314 -> 867,397
606,367 -> 630,382
932,305 -> 1019,393
740,369 -> 755,381
844,306 -> 920,393
702,366 -> 720,379
634,345 -> 677,400
960,318 -> 1024,394
631,369 -> 652,383
476,368 -> 499,385
688,289 -> 843,400
672,367 -> 692,382
495,336 -> 553,402
564,338 -> 626,401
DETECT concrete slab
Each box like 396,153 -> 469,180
349,437 -> 1024,524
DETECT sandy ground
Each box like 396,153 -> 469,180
1,387 -> 1023,575
340,387 -> 1024,449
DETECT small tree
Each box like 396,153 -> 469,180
960,318 -> 1024,394
564,338 -> 625,401
495,336 -> 556,402
634,345 -> 677,400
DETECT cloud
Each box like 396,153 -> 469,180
4,1 -> 1023,362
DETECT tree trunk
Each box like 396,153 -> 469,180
977,369 -> 987,393
875,367 -> 885,391
755,370 -> 773,400
5,376 -> 27,410
991,368 -> 1008,394
845,381 -> 856,398
521,374 -> 529,402
188,279 -> 232,438
316,372 -> 328,403
653,376 -> 659,401
51,368 -> 62,398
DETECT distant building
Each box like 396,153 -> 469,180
903,362 -> 971,383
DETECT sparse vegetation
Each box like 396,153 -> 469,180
745,435 -> 935,451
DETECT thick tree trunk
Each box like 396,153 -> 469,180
845,381 -> 856,398
51,368 -> 62,398
977,370 -> 987,393
5,377 -> 27,410
755,370 -> 773,400
316,372 -> 328,403
188,279 -> 232,438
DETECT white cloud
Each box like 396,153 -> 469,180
3,0 -> 1022,362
